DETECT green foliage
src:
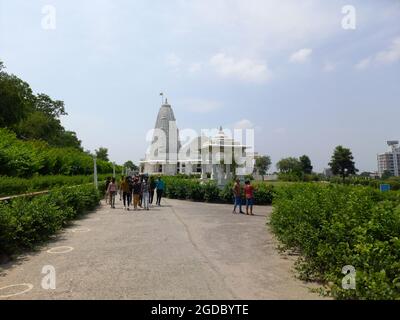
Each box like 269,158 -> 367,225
270,183 -> 400,299
162,176 -> 276,205
329,175 -> 400,191
329,145 -> 358,181
0,61 -> 82,149
124,160 -> 139,172
276,157 -> 302,174
95,147 -> 109,162
0,65 -> 34,128
0,174 -> 110,197
0,185 -> 100,255
0,128 -> 113,177
254,155 -> 272,177
299,155 -> 313,174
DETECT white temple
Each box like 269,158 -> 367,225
140,99 -> 254,185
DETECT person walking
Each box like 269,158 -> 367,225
128,176 -> 134,206
141,178 -> 150,211
107,177 -> 118,209
244,180 -> 255,215
155,177 -> 165,206
149,176 -> 156,205
119,176 -> 125,201
105,177 -> 111,204
120,177 -> 132,211
132,177 -> 141,211
232,178 -> 245,214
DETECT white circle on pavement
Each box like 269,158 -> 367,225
70,227 -> 91,233
0,283 -> 33,298
47,246 -> 74,254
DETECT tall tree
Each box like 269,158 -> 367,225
381,170 -> 393,180
124,160 -> 139,171
254,155 -> 272,179
34,93 -> 67,118
299,155 -> 313,174
329,146 -> 358,182
276,157 -> 302,174
0,66 -> 35,128
95,147 -> 109,162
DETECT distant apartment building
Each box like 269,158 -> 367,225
377,141 -> 400,177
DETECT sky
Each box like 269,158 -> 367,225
1,0 -> 399,172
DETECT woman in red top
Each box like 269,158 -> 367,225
244,180 -> 255,215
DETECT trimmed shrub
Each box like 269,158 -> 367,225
161,176 -> 276,205
0,184 -> 100,255
0,174 -> 111,197
0,128 -> 115,177
270,183 -> 400,299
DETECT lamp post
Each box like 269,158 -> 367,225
93,155 -> 98,189
112,162 -> 116,178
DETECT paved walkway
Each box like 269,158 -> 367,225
0,198 -> 321,299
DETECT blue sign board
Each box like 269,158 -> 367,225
380,184 -> 391,192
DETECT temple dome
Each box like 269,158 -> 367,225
154,99 -> 177,133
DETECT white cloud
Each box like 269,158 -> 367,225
355,58 -> 371,70
274,127 -> 287,134
210,53 -> 271,83
182,99 -> 223,113
356,37 -> 400,70
376,37 -> 400,64
188,63 -> 202,73
289,48 -> 312,63
166,53 -> 181,68
323,62 -> 336,72
232,119 -> 255,130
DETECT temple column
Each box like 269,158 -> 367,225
201,164 -> 207,179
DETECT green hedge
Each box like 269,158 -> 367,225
0,128 -> 116,177
270,183 -> 400,299
161,176 -> 275,205
0,184 -> 101,255
0,174 -> 112,197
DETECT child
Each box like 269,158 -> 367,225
107,177 -> 118,209
244,180 -> 255,215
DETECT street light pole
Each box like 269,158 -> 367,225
93,156 -> 98,189
113,162 -> 116,178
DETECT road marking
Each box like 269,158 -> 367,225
47,246 -> 74,254
0,283 -> 33,298
70,227 -> 91,233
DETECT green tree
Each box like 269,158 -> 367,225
254,155 -> 272,179
381,170 -> 393,180
299,155 -> 313,174
329,146 -> 358,182
359,171 -> 372,178
34,93 -> 67,118
276,157 -> 302,174
95,147 -> 109,162
124,160 -> 139,171
0,66 -> 35,128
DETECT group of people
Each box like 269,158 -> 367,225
105,174 -> 255,215
232,179 -> 255,215
105,175 -> 165,211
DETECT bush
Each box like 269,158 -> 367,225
161,176 -> 277,205
0,128 -> 114,177
0,174 -> 111,197
0,184 -> 100,255
270,183 -> 400,299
